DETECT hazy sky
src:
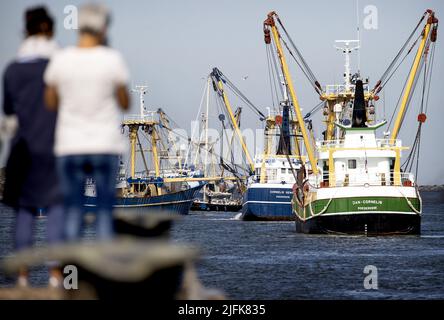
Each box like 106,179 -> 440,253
1,0 -> 443,184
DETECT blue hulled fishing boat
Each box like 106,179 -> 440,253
85,183 -> 204,215
84,86 -> 205,215
242,84 -> 303,221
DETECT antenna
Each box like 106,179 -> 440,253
356,0 -> 361,75
334,40 -> 360,91
131,85 -> 148,118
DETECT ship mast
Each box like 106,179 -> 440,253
128,86 -> 149,192
321,38 -> 369,141
204,78 -> 210,177
124,85 -> 163,195
334,40 -> 360,91
131,85 -> 149,119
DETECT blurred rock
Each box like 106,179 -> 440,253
2,240 -> 200,300
113,210 -> 180,239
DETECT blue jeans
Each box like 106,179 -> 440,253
57,154 -> 119,241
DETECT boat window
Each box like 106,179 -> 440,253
348,159 -> 357,169
281,168 -> 286,174
267,169 -> 277,180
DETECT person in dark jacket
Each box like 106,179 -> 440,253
2,6 -> 64,288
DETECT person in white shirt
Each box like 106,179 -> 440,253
44,3 -> 130,241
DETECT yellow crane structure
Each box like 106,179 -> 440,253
387,9 -> 438,141
210,68 -> 265,175
263,11 -> 318,175
124,81 -> 255,201
123,114 -> 163,196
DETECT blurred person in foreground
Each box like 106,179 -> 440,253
44,4 -> 130,241
2,6 -> 63,287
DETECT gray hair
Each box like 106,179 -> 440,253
78,3 -> 110,35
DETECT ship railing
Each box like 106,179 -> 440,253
123,111 -> 156,123
251,176 -> 296,185
317,140 -> 345,148
319,171 -> 416,188
251,171 -> 296,184
265,108 -> 289,118
316,138 -> 402,150
324,84 -> 370,96
264,110 -> 298,124
254,155 -> 304,165
375,138 -> 402,147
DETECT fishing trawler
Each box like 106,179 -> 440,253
85,86 -> 204,215
241,86 -> 303,221
238,12 -> 321,221
266,9 -> 438,235
181,74 -> 251,212
201,67 -> 300,220
191,187 -> 243,212
189,78 -> 244,213
294,78 -> 423,234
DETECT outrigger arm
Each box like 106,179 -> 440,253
264,11 -> 318,175
389,9 -> 438,141
210,68 -> 255,174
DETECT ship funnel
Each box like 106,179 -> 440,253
352,79 -> 367,127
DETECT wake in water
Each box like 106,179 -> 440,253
232,213 -> 243,220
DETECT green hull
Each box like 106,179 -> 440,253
293,196 -> 420,219
293,196 -> 421,235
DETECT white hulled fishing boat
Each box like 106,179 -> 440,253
289,10 -> 438,235
259,10 -> 437,234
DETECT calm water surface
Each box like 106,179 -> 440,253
1,192 -> 443,299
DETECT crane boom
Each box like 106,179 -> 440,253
264,12 -> 318,175
210,68 -> 255,174
390,9 -> 438,141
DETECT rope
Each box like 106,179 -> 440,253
380,35 -> 420,90
280,37 -> 320,95
275,121 -> 303,181
215,97 -> 251,176
216,71 -> 266,120
269,40 -> 286,113
304,101 -> 324,120
397,187 -> 422,214
266,45 -> 279,109
308,196 -> 334,218
376,12 -> 426,90
401,41 -> 436,178
414,125 -> 421,178
184,79 -> 208,167
424,44 -> 436,114
388,42 -> 428,131
159,103 -> 248,175
387,74 -> 408,130
275,15 -> 321,91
